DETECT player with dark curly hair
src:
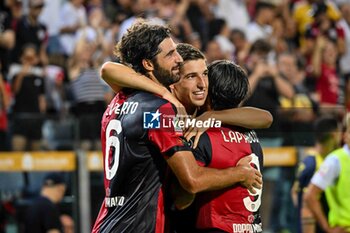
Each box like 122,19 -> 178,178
92,21 -> 262,233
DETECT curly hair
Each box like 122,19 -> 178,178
114,20 -> 172,74
208,60 -> 249,110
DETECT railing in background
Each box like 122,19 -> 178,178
0,151 -> 79,233
0,147 -> 300,232
0,151 -> 75,171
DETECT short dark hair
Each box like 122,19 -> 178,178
115,20 -> 172,74
314,116 -> 339,143
231,29 -> 246,40
43,172 -> 65,187
208,60 -> 249,110
249,39 -> 272,55
208,18 -> 226,41
255,1 -> 275,14
176,43 -> 205,63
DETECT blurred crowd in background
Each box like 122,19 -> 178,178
1,0 -> 350,232
0,0 -> 350,151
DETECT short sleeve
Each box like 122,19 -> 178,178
311,155 -> 340,190
148,102 -> 191,157
192,132 -> 212,167
297,156 -> 316,190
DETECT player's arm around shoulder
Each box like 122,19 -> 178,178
100,62 -> 175,98
166,150 -> 262,194
209,107 -> 273,129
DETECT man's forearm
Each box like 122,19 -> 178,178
305,185 -> 330,232
167,151 -> 261,194
212,107 -> 273,129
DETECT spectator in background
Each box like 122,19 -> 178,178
185,0 -> 213,47
103,0 -> 133,27
312,37 -> 344,116
117,0 -> 158,41
187,31 -> 203,50
338,2 -> 350,110
0,70 -> 10,151
271,15 -> 291,55
11,0 -> 48,66
244,39 -> 294,145
204,40 -> 226,64
75,7 -> 107,51
210,0 -> 250,31
208,18 -> 235,60
245,1 -> 276,43
24,173 -> 66,233
68,40 -> 112,151
9,44 -> 46,151
161,0 -> 196,45
291,116 -> 341,233
230,29 -> 250,67
278,52 -> 318,146
58,0 -> 87,57
38,0 -> 65,55
0,0 -> 17,77
293,0 -> 341,47
301,1 -> 345,91
304,2 -> 345,55
305,114 -> 350,233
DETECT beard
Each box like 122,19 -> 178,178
153,61 -> 180,88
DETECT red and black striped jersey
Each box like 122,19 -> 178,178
193,126 -> 264,233
92,91 -> 191,233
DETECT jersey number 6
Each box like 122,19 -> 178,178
105,119 -> 122,180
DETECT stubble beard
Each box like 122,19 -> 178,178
153,61 -> 180,88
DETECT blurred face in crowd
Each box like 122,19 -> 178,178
205,40 -> 225,63
171,58 -> 208,114
247,51 -> 268,70
230,31 -> 246,51
45,183 -> 66,204
132,0 -> 153,14
29,0 -> 44,18
322,40 -> 338,65
260,7 -> 275,25
277,53 -> 298,81
315,13 -> 332,34
20,47 -> 39,66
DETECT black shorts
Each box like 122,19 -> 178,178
12,114 -> 43,140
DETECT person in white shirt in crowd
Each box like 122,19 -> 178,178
58,0 -> 87,57
245,1 -> 276,43
38,0 -> 64,55
210,0 -> 250,31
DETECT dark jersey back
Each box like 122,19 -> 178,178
193,126 -> 263,233
93,91 -> 190,233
